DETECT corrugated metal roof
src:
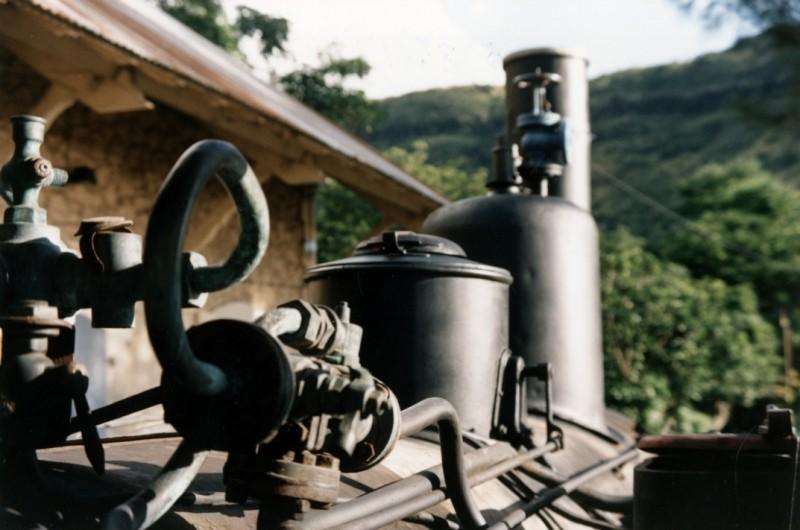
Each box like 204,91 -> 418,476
20,0 -> 446,210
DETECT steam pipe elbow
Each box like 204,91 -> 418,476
400,398 -> 487,530
143,140 -> 269,396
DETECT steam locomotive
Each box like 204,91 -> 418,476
0,48 -> 796,530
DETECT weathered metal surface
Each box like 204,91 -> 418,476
634,407 -> 799,530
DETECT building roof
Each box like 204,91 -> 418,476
0,0 -> 446,224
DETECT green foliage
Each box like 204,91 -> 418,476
234,6 -> 288,57
315,142 -> 487,262
664,160 -> 800,313
280,56 -> 380,135
315,180 -> 381,263
602,229 -> 781,432
158,0 -> 239,52
157,0 -> 288,60
368,33 -> 800,241
384,141 -> 487,201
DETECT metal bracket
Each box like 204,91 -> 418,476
492,353 -> 563,449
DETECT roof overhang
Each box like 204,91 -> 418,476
0,0 -> 447,226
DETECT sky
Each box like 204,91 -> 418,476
235,0 -> 755,99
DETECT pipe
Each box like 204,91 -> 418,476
255,307 -> 303,337
296,442 -> 515,530
398,398 -> 486,529
66,386 -> 163,435
485,446 -> 638,530
143,140 -> 269,396
521,461 -> 633,513
101,440 -> 209,530
341,442 -> 560,530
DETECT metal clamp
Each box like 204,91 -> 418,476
492,353 -> 563,448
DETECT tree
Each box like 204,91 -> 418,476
157,0 -> 385,263
384,141 -> 487,201
156,0 -> 379,136
281,55 -> 380,136
675,0 -> 800,30
664,160 -> 800,315
157,0 -> 287,58
602,229 -> 781,432
315,142 -> 488,262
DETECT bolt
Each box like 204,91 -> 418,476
32,158 -> 52,180
0,399 -> 15,419
298,450 -> 316,465
315,453 -> 339,470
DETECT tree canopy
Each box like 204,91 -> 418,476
602,228 -> 781,432
664,160 -> 800,314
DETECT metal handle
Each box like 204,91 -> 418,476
143,140 -> 269,396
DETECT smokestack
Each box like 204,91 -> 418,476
423,48 -> 607,434
503,48 -> 591,211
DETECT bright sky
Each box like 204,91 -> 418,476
235,0 -> 755,99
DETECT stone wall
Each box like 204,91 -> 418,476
1,49 -> 313,404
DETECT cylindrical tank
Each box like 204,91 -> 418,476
304,231 -> 511,436
423,195 -> 606,433
423,47 -> 606,434
504,48 -> 591,211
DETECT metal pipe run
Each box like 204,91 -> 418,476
296,438 -> 517,530
398,398 -> 487,529
101,440 -> 209,530
341,442 -> 560,530
521,460 -> 633,513
485,445 -> 638,530
143,140 -> 269,397
66,386 -> 163,435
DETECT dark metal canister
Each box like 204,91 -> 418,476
423,195 -> 606,435
304,231 -> 511,435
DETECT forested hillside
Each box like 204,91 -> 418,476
368,32 -> 800,241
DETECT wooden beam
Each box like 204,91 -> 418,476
78,69 -> 153,114
30,84 -> 77,126
0,82 -> 77,160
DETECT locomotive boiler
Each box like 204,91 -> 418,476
0,46 -> 796,530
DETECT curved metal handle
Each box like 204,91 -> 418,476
143,140 -> 269,396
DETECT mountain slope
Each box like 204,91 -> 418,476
367,33 -> 800,239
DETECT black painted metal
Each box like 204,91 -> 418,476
143,139 -> 269,397
423,48 -> 606,434
503,49 -> 591,210
423,194 -> 607,434
304,231 -> 511,435
634,451 -> 800,530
